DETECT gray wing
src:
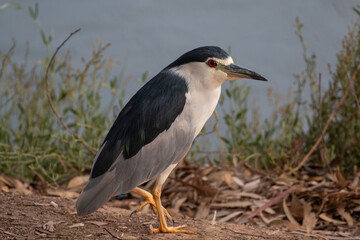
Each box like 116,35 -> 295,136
76,118 -> 194,216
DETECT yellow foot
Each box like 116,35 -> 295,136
131,196 -> 173,223
149,225 -> 196,234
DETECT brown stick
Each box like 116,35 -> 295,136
290,68 -> 358,173
245,184 -> 298,221
44,28 -> 96,155
104,227 -> 122,239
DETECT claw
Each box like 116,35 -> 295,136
136,199 -> 157,215
136,199 -> 173,222
150,185 -> 197,235
162,206 -> 173,223
131,187 -> 173,222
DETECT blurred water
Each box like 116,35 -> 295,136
1,0 -> 358,149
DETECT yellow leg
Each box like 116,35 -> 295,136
131,187 -> 173,222
149,185 -> 195,234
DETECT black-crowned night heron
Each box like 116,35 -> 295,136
76,46 -> 267,234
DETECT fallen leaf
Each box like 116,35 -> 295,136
260,212 -> 285,225
301,200 -> 317,233
173,196 -> 187,211
283,196 -> 300,227
335,167 -> 349,188
306,179 -> 329,191
259,212 -> 271,225
211,201 -> 252,208
319,213 -> 346,225
172,177 -> 218,195
0,174 -> 14,187
86,221 -> 108,226
243,178 -> 260,192
194,201 -> 210,219
223,172 -> 236,188
220,190 -> 262,200
34,231 -> 47,237
336,206 -> 354,227
202,167 -> 214,176
269,220 -> 300,231
307,176 -> 325,182
47,189 -> 79,198
253,200 -> 275,214
68,223 -> 84,228
353,206 -> 360,212
67,175 -> 89,189
326,172 -> 337,182
290,194 -> 303,219
34,202 -> 50,206
13,179 -> 32,195
219,211 -> 243,223
1,186 -> 10,192
207,171 -> 235,188
349,172 -> 360,190
231,176 -> 244,187
213,210 -> 233,218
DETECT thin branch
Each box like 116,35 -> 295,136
0,38 -> 16,80
44,28 -> 96,155
244,184 -> 298,222
104,228 -> 122,240
348,71 -> 360,109
290,68 -> 358,173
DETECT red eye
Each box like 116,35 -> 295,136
207,60 -> 217,68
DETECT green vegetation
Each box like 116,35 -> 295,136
0,3 -> 131,184
218,15 -> 360,175
0,3 -> 359,185
0,37 -> 132,184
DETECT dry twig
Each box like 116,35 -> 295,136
245,184 -> 298,221
44,28 -> 96,155
104,227 -> 122,240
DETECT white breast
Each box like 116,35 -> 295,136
185,85 -> 221,137
170,63 -> 222,138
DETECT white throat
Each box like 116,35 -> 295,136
170,66 -> 222,137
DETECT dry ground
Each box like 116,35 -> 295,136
0,192 -> 316,240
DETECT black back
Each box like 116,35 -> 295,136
91,71 -> 188,178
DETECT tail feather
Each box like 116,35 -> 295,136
76,170 -> 117,216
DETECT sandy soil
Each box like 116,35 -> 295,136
0,192 -> 318,240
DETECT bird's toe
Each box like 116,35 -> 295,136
149,225 -> 196,234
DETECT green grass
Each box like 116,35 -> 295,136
0,2 -> 359,185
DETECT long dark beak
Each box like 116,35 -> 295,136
223,64 -> 268,81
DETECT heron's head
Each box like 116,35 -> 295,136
165,46 -> 267,88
